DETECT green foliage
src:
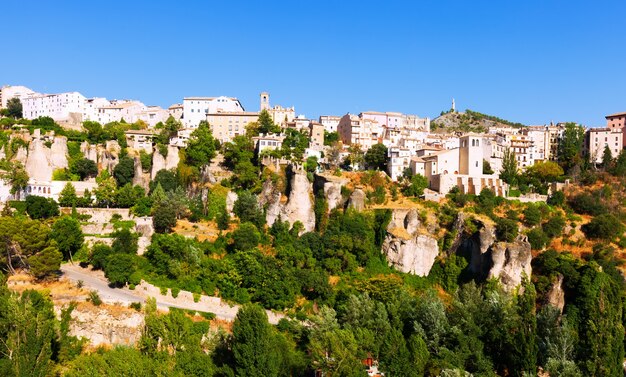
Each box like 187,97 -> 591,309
402,173 -> 428,197
523,204 -> 542,226
51,216 -> 84,261
543,214 -> 565,239
185,120 -> 216,168
94,170 -> 117,207
324,130 -> 339,145
364,143 -> 388,171
89,243 -> 113,270
233,191 -> 265,229
28,246 -> 63,279
483,159 -> 494,174
111,228 -> 139,255
104,253 -> 138,287
581,214 -> 624,240
558,123 -> 585,173
25,195 -> 59,219
59,182 -> 78,207
527,228 -> 549,250
496,217 -> 518,242
232,222 -> 260,252
257,109 -> 281,135
149,169 -> 178,193
153,202 -> 177,233
500,147 -> 518,184
6,97 -> 23,118
232,304 -> 282,377
70,158 -> 98,180
113,155 -> 135,187
139,150 -> 152,172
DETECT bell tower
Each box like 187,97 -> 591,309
260,92 -> 270,111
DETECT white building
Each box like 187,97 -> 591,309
21,92 -> 86,121
0,85 -> 37,108
319,115 -> 342,133
95,100 -> 146,124
253,133 -> 285,155
137,106 -> 169,128
183,96 -> 245,128
586,127 -> 623,164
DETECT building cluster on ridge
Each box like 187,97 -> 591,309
1,84 -> 623,199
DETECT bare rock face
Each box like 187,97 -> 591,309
165,146 -> 180,170
314,174 -> 349,212
81,141 -> 98,162
347,188 -> 366,211
26,139 -> 53,181
225,190 -> 238,216
381,208 -> 439,276
279,170 -> 315,233
69,306 -> 144,347
151,148 -> 166,179
49,137 -> 69,170
546,274 -> 565,313
258,179 -> 282,226
487,237 -> 532,291
132,156 -> 149,191
14,146 -> 28,165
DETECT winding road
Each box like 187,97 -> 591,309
60,263 -> 283,324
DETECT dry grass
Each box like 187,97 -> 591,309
174,219 -> 235,242
8,273 -> 88,302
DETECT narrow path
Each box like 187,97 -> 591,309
60,264 -> 284,324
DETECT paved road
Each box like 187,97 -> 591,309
60,264 -> 256,322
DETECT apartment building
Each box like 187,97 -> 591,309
207,112 -> 259,143
319,115 -> 341,133
95,100 -> 146,124
586,127 -> 623,164
606,111 -> 626,148
21,92 -> 86,121
0,85 -> 37,108
183,96 -> 244,128
337,114 -> 383,151
308,122 -> 325,151
125,129 -> 155,153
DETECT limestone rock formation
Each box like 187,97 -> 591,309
546,274 -> 565,313
347,188 -> 366,211
487,237 -> 532,291
69,307 -> 144,347
151,148 -> 166,179
225,190 -> 238,216
151,146 -> 179,179
165,145 -> 180,170
258,179 -> 282,226
49,136 -> 69,170
25,139 -> 53,181
313,174 -> 349,212
381,208 -> 439,276
81,141 -> 98,162
279,169 -> 315,232
14,146 -> 28,165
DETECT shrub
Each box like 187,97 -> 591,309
25,195 -> 59,219
232,222 -> 261,252
523,205 -> 542,226
568,193 -> 607,216
171,287 -> 180,298
130,302 -> 142,311
543,215 -> 566,239
88,291 -> 102,306
496,217 -> 518,242
582,214 -> 624,240
527,228 -> 549,250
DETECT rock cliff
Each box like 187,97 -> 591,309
313,174 -> 349,212
381,209 -> 439,276
25,139 -> 53,181
347,188 -> 366,211
280,169 -> 315,232
68,306 -> 144,347
49,137 -> 69,170
151,146 -> 180,179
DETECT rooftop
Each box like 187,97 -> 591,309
606,111 -> 626,118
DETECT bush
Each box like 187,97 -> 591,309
547,191 -> 565,207
232,222 -> 261,252
171,287 -> 180,298
90,243 -> 113,270
543,215 -> 566,239
523,205 -> 542,226
153,203 -> 177,233
527,228 -> 549,250
496,217 -> 518,242
25,195 -> 59,219
582,214 -> 624,240
568,193 -> 607,216
104,253 -> 137,287
129,302 -> 142,311
88,291 -> 102,306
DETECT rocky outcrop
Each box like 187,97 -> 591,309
258,179 -> 282,226
69,306 -> 144,347
381,208 -> 439,276
314,174 -> 349,212
280,169 -> 315,232
225,191 -> 238,216
151,148 -> 166,179
81,141 -> 98,162
347,188 -> 366,211
25,139 -> 53,181
545,274 -> 565,313
165,145 -> 180,170
151,146 -> 179,179
13,146 -> 27,165
132,156 -> 149,191
487,237 -> 532,291
49,137 -> 69,170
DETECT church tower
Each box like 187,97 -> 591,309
260,92 -> 270,111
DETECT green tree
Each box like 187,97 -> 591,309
257,109 -> 281,135
528,161 -> 564,183
364,143 -> 388,171
231,303 -> 281,377
5,161 -> 29,199
601,145 -> 613,170
111,228 -> 138,255
185,120 -> 216,168
149,169 -> 178,193
25,196 -> 59,219
115,184 -> 144,208
558,122 -> 585,173
500,147 -> 518,184
28,246 -> 63,279
217,207 -> 230,230
94,170 -> 117,207
496,217 -> 518,242
6,97 -> 23,118
89,243 -> 113,270
581,214 -> 624,240
70,158 -> 98,180
104,253 -> 137,287
51,216 -> 84,261
59,182 -> 78,207
483,159 -> 494,174
153,202 -> 177,233
233,191 -> 265,229
402,173 -> 428,197
232,160 -> 259,190
523,204 -> 542,226
232,222 -> 261,252
113,156 -> 135,187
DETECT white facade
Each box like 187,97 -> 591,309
22,92 -> 86,121
95,100 -> 146,124
253,133 -> 285,155
137,106 -> 169,128
0,85 -> 37,108
586,128 -> 623,164
319,115 -> 341,133
183,96 -> 244,128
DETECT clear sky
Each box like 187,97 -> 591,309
1,0 -> 624,126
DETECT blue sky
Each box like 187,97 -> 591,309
2,1 -> 624,126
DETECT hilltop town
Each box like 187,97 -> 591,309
1,84 -> 626,376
